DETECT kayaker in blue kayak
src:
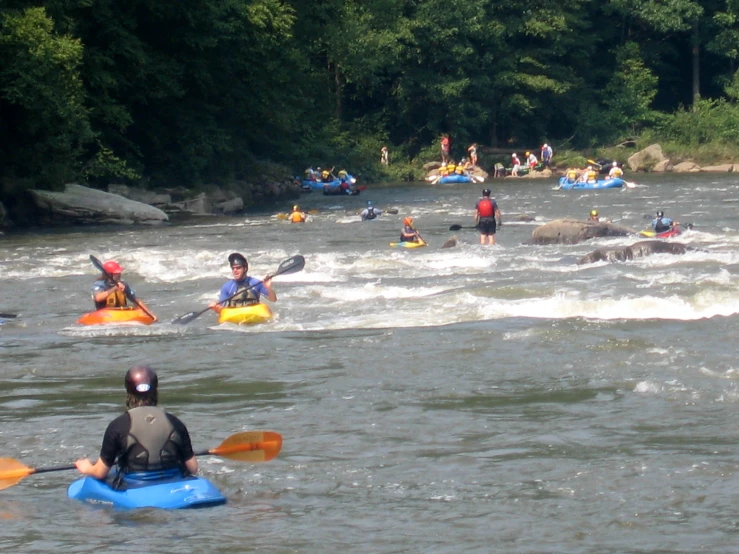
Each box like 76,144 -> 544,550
74,365 -> 198,485
209,252 -> 276,315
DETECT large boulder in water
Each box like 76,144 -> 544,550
578,240 -> 689,265
532,218 -> 636,245
30,183 -> 169,225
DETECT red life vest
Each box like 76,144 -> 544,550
477,198 -> 494,217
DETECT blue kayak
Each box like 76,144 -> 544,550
68,470 -> 226,510
557,177 -> 624,190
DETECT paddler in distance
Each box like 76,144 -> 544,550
289,205 -> 307,223
209,253 -> 276,315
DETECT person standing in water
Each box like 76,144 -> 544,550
474,189 -> 502,245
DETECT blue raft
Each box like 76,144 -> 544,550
437,174 -> 474,184
301,178 -> 339,191
557,177 -> 624,190
68,470 -> 226,510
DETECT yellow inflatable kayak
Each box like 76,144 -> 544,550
389,240 -> 427,249
218,303 -> 273,325
77,307 -> 156,326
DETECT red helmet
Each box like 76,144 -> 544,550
124,365 -> 158,395
103,260 -> 124,274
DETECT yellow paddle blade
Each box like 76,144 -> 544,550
208,431 -> 283,463
276,213 -> 288,220
0,458 -> 34,491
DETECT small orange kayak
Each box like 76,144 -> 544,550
77,307 -> 156,326
218,303 -> 273,325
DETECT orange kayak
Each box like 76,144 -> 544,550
218,303 -> 273,325
77,307 -> 156,326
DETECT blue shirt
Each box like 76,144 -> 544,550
652,217 -> 673,230
218,277 -> 269,303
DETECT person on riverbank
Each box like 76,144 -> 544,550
511,153 -> 521,176
608,161 -> 623,179
400,217 -> 422,243
74,365 -> 197,486
467,143 -> 478,167
91,260 -> 157,320
381,146 -> 389,165
526,151 -> 538,169
474,189 -> 502,245
441,135 -> 450,163
361,201 -> 382,221
289,205 -> 307,223
541,144 -> 553,169
652,211 -> 678,233
209,253 -> 276,315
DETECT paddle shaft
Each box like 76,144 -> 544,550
89,255 -> 156,320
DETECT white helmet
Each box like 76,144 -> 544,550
613,161 -> 618,166
543,143 -> 548,148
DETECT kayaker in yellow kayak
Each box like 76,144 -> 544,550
91,260 -> 157,321
399,217 -> 423,243
74,365 -> 198,483
209,253 -> 276,315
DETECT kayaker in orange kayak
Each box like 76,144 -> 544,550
91,260 -> 157,321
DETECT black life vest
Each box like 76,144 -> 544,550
122,406 -> 182,474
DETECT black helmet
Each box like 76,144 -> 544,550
482,188 -> 491,196
228,252 -> 248,268
656,211 -> 664,218
125,365 -> 158,395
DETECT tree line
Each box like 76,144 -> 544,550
1,0 -> 738,196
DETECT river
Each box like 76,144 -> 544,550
2,173 -> 739,553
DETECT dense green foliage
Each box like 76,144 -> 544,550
1,0 -> 739,194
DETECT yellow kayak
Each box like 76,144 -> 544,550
77,307 -> 155,326
218,303 -> 273,325
388,240 -> 427,249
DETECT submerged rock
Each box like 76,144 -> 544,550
577,240 -> 689,265
532,218 -> 636,245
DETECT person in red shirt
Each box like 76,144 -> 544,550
440,135 -> 450,163
474,189 -> 502,245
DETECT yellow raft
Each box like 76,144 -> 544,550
218,303 -> 273,325
77,307 -> 155,326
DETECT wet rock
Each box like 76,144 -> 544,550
577,240 -> 688,265
532,218 -> 636,245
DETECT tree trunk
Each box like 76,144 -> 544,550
692,21 -> 700,109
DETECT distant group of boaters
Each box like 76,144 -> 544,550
563,161 -> 623,185
506,144 -> 553,176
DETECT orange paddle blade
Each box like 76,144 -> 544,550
0,458 -> 35,491
208,431 -> 282,463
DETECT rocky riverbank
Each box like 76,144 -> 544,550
0,162 -> 300,229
